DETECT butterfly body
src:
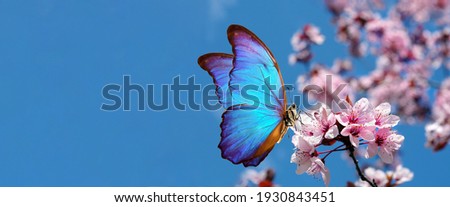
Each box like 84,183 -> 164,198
198,25 -> 296,167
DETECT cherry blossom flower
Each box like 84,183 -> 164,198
341,124 -> 376,147
354,167 -> 388,187
389,165 -> 414,185
337,98 -> 376,146
289,24 -> 324,65
432,77 -> 450,118
315,106 -> 340,140
425,119 -> 450,151
354,165 -> 413,187
307,157 -> 331,186
291,134 -> 330,186
296,105 -> 340,145
365,128 -> 405,163
360,58 -> 430,122
373,103 -> 400,128
300,24 -> 325,45
426,78 -> 450,150
297,114 -> 324,145
381,29 -> 411,58
396,0 -> 449,23
336,98 -> 375,125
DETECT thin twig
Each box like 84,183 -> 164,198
347,145 -> 377,187
320,144 -> 347,160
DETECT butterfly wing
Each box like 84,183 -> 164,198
220,104 -> 286,166
218,25 -> 288,166
198,53 -> 234,108
227,25 -> 287,110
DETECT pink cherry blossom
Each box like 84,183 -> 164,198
296,105 -> 339,144
365,19 -> 396,42
337,98 -> 376,146
381,29 -> 411,58
301,24 -> 325,45
354,167 -> 388,187
361,58 -> 430,122
291,135 -> 317,174
289,24 -> 324,65
374,102 -> 400,128
390,165 -> 414,185
365,128 -> 405,163
336,98 -> 375,126
396,0 -> 449,23
297,114 -> 324,145
291,135 -> 330,186
307,157 -> 330,186
425,78 -> 450,151
341,124 -> 376,147
315,106 -> 340,140
425,119 -> 450,151
432,77 -> 450,118
354,165 -> 413,187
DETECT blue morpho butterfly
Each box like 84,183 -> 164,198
198,25 -> 298,167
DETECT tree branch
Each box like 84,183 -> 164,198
347,145 -> 377,187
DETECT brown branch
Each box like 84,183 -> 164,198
347,143 -> 377,187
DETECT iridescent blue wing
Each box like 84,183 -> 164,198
198,53 -> 234,108
228,25 -> 286,110
220,104 -> 286,166
218,25 -> 288,166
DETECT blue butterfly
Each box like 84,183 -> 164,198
198,25 -> 297,167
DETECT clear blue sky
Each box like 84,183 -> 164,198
0,0 -> 448,186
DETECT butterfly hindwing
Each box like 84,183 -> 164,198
220,104 -> 285,166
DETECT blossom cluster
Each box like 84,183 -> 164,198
351,165 -> 414,187
290,98 -> 404,186
291,0 -> 450,150
324,0 -> 450,123
289,24 -> 325,65
426,77 -> 450,151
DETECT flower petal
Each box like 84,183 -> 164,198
365,142 -> 378,158
340,126 -> 351,136
327,113 -> 336,125
336,113 -> 349,126
324,125 -> 339,139
375,102 -> 391,116
354,98 -> 370,113
378,148 -> 394,163
385,115 -> 400,127
350,135 -> 360,147
359,128 -> 375,141
296,159 -> 312,175
298,137 -> 315,153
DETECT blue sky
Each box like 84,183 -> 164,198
0,0 -> 449,186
